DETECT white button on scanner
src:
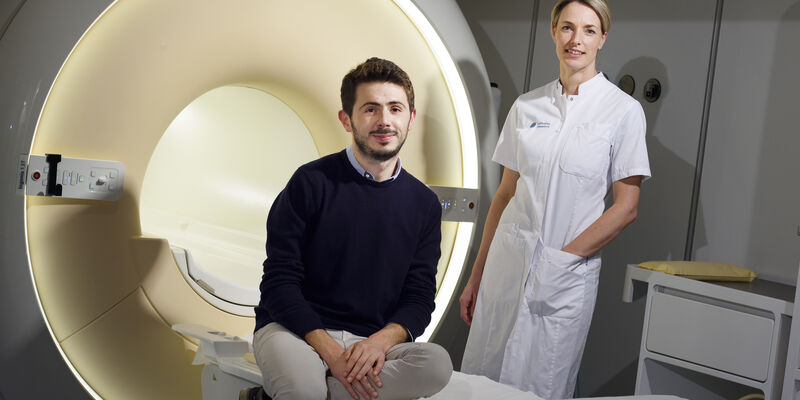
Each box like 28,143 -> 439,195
90,170 -> 96,177
70,171 -> 78,186
89,182 -> 95,190
109,184 -> 115,191
109,170 -> 117,179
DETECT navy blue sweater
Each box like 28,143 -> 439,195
254,150 -> 441,340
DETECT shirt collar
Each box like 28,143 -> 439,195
346,145 -> 402,182
555,71 -> 606,98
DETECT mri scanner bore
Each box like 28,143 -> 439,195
7,0 -> 495,398
141,86 -> 319,315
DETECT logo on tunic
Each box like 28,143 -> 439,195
530,121 -> 550,129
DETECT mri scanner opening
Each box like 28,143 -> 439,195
6,0 -> 493,398
140,86 -> 321,315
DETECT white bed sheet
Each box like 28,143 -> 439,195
424,371 -> 686,400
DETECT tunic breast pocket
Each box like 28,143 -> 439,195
559,123 -> 612,179
518,125 -> 559,173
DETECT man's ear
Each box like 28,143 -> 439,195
407,108 -> 417,131
338,109 -> 353,132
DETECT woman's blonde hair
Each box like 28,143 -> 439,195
551,0 -> 611,34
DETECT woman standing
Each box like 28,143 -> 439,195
459,1 -> 650,398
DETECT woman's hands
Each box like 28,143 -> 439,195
459,168 -> 519,326
459,279 -> 480,325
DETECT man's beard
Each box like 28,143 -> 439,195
353,127 -> 407,162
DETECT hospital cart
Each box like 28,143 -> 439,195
623,264 -> 795,399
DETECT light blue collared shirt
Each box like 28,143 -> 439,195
346,145 -> 402,182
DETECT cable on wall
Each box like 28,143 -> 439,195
0,0 -> 27,41
523,0 -> 540,92
684,0 -> 724,260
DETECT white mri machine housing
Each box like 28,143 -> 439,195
0,1 -> 499,399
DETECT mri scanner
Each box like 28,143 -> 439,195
0,0 -> 499,398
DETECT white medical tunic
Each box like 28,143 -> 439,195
461,73 -> 650,399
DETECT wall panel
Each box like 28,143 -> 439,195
695,0 -> 800,284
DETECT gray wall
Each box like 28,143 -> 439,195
454,0 -> 800,396
696,0 -> 800,284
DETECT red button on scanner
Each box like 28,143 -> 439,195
32,171 -> 41,181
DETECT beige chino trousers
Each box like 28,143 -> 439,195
253,322 -> 452,400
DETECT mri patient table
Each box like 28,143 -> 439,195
174,324 -> 685,400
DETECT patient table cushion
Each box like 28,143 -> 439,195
638,261 -> 757,282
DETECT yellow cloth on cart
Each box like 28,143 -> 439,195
638,261 -> 757,282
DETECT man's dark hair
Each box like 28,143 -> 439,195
340,57 -> 415,117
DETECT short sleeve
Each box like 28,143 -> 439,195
492,99 -> 520,171
611,102 -> 651,182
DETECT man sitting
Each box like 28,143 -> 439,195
247,57 -> 452,400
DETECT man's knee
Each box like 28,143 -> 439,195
268,375 -> 327,400
253,324 -> 328,399
420,343 -> 453,391
399,343 -> 452,396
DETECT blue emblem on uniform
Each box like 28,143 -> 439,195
530,121 -> 550,128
